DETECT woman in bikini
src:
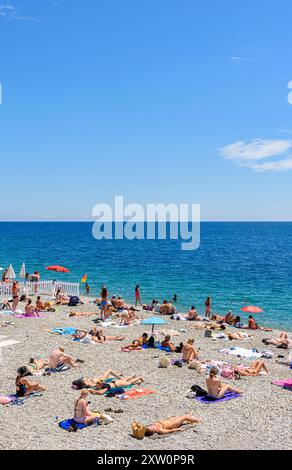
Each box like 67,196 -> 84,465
74,389 -> 97,425
233,360 -> 269,377
205,297 -> 212,318
122,333 -> 149,351
227,332 -> 253,340
74,327 -> 124,343
72,369 -> 144,392
100,287 -> 109,320
15,366 -> 47,397
206,367 -> 243,399
12,281 -> 20,312
133,414 -> 201,438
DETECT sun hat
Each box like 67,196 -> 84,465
131,421 -> 146,440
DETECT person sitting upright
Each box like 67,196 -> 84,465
49,347 -> 79,369
161,335 -> 176,352
15,366 -> 47,397
182,339 -> 199,363
206,367 -> 243,399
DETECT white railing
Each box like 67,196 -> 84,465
0,280 -> 80,298
55,282 -> 80,297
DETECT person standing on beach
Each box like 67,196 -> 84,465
12,281 -> 20,312
100,286 -> 109,320
205,297 -> 211,318
135,285 -> 142,307
2,269 -> 8,282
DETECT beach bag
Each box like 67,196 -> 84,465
68,296 -> 80,307
205,330 -> 212,338
191,384 -> 208,397
221,367 -> 234,379
188,360 -> 201,372
159,356 -> 170,368
131,421 -> 146,440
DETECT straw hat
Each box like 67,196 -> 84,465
131,421 -> 146,440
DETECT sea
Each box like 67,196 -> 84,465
0,222 -> 291,331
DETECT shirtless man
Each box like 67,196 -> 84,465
161,335 -> 176,352
182,339 -> 199,363
133,414 -> 201,438
185,306 -> 201,321
49,347 -> 79,369
36,296 -> 53,312
206,367 -> 243,399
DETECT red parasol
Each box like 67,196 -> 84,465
241,306 -> 263,314
46,265 -> 70,273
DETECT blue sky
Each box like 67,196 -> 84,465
0,0 -> 292,221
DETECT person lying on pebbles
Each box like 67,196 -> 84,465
233,360 -> 269,377
226,331 -> 254,340
263,331 -> 291,349
206,367 -> 243,399
132,414 -> 201,439
182,339 -> 199,363
15,366 -> 47,397
161,335 -> 176,352
73,327 -> 125,343
72,369 -> 144,394
122,333 -> 149,351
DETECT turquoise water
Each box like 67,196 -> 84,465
0,222 -> 292,331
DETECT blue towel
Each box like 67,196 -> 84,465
52,327 -> 77,336
59,418 -> 100,431
196,392 -> 241,404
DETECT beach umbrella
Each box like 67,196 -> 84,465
6,264 -> 16,279
141,316 -> 168,333
241,306 -> 263,314
19,262 -> 26,278
46,265 -> 70,273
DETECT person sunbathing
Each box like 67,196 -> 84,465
55,289 -> 69,305
132,414 -> 201,439
206,367 -> 243,399
74,327 -> 124,343
182,339 -> 199,363
246,315 -> 273,332
72,369 -> 144,392
0,299 -> 12,310
90,375 -> 144,395
122,333 -> 148,351
224,311 -> 235,325
15,366 -> 47,397
24,299 -> 40,317
263,332 -> 291,348
27,358 -> 50,373
185,306 -> 202,321
74,389 -> 98,425
233,360 -> 269,377
49,347 -> 79,369
36,296 -> 55,312
227,331 -> 253,340
160,300 -> 174,315
69,311 -> 98,317
161,335 -> 176,352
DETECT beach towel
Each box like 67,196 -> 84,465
220,347 -> 261,359
59,418 -> 100,432
14,313 -> 49,319
0,339 -> 20,348
272,378 -> 292,388
45,364 -> 70,374
117,388 -> 155,400
196,392 -> 241,404
0,392 -> 43,406
52,327 -> 77,336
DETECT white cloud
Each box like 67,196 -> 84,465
0,3 -> 41,22
219,139 -> 292,172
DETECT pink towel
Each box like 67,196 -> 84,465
272,378 -> 292,387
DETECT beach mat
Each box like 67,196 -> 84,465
51,327 -> 77,335
14,314 -> 49,319
59,418 -> 100,432
0,392 -> 43,406
196,392 -> 241,404
117,388 -> 155,400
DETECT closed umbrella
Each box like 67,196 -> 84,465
20,262 -> 26,278
46,265 -> 70,273
7,264 -> 16,279
141,316 -> 168,333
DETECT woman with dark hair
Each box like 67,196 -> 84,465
15,366 -> 47,397
205,297 -> 212,318
100,287 -> 109,320
12,281 -> 20,312
135,285 -> 142,307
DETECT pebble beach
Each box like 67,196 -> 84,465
0,297 -> 291,451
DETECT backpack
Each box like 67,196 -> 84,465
191,384 -> 208,397
205,329 -> 212,338
68,296 -> 80,307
